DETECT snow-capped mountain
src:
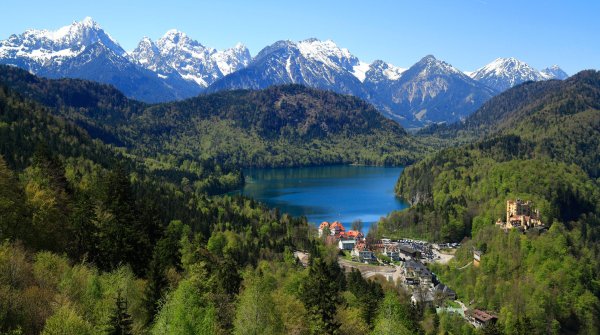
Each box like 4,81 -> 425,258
541,65 -> 569,80
0,18 -> 570,127
0,17 -> 125,73
208,38 -> 368,98
380,55 -> 496,125
0,18 -> 199,102
209,45 -> 494,127
0,18 -> 250,102
469,57 -> 568,92
130,30 -> 250,87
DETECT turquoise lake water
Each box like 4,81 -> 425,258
236,165 -> 408,231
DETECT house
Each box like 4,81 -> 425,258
345,230 -> 364,239
473,250 -> 482,267
399,245 -> 421,259
358,250 -> 377,264
403,260 -> 433,286
338,239 -> 356,251
318,221 -> 330,237
466,309 -> 498,328
329,221 -> 345,235
351,242 -> 377,263
383,245 -> 400,261
434,283 -> 456,301
319,221 -> 357,241
411,290 -> 435,306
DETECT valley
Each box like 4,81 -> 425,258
0,6 -> 598,335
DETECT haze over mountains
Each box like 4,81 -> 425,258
0,17 -> 569,127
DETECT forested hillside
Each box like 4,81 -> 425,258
386,70 -> 600,241
0,67 -> 440,334
0,65 -> 422,171
379,71 -> 600,333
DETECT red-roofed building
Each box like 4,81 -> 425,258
345,230 -> 364,239
330,221 -> 345,234
467,309 -> 498,328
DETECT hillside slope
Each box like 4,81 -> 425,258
379,71 -> 600,334
0,65 -> 422,169
387,71 -> 600,240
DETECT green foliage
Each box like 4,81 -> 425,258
41,306 -> 93,335
0,156 -> 26,241
431,224 -> 600,334
300,257 -> 345,334
106,291 -> 134,335
0,65 -> 428,199
371,292 -> 415,335
233,269 -> 283,335
151,270 -> 218,335
346,269 -> 384,328
0,242 -> 146,335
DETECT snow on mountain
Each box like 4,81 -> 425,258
469,57 -> 564,92
296,38 -> 359,71
130,30 -> 250,87
361,60 -> 406,84
377,55 -> 497,126
209,47 -> 493,127
0,18 -> 205,102
0,17 -> 125,73
207,38 -> 368,98
540,65 -> 569,80
0,18 -> 569,127
213,43 -> 251,76
352,62 -> 371,82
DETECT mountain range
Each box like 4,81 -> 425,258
0,17 -> 569,128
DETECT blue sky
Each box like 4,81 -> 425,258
1,0 -> 598,74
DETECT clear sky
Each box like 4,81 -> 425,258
1,0 -> 598,74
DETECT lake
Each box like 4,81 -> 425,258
236,165 -> 408,232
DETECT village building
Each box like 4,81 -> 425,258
411,290 -> 435,306
399,245 -> 421,259
473,249 -> 482,267
338,239 -> 356,251
466,309 -> 498,328
434,283 -> 457,301
351,241 -> 377,263
496,199 -> 543,231
403,260 -> 434,286
383,245 -> 400,261
319,221 -> 364,246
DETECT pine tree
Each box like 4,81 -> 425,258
143,254 -> 168,323
97,164 -> 155,275
107,291 -> 134,335
300,257 -> 344,334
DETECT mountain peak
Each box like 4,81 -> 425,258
411,55 -> 463,77
301,37 -> 321,43
78,16 -> 99,28
541,65 -> 568,80
233,42 -> 247,50
162,29 -> 188,41
471,57 -> 545,91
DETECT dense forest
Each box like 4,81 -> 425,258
2,62 -> 600,334
0,65 -> 425,174
379,71 -> 600,333
0,68 -> 449,334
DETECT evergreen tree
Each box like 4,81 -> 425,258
106,291 -> 134,335
97,164 -> 155,275
300,257 -> 344,334
0,156 -> 27,241
143,255 -> 168,324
